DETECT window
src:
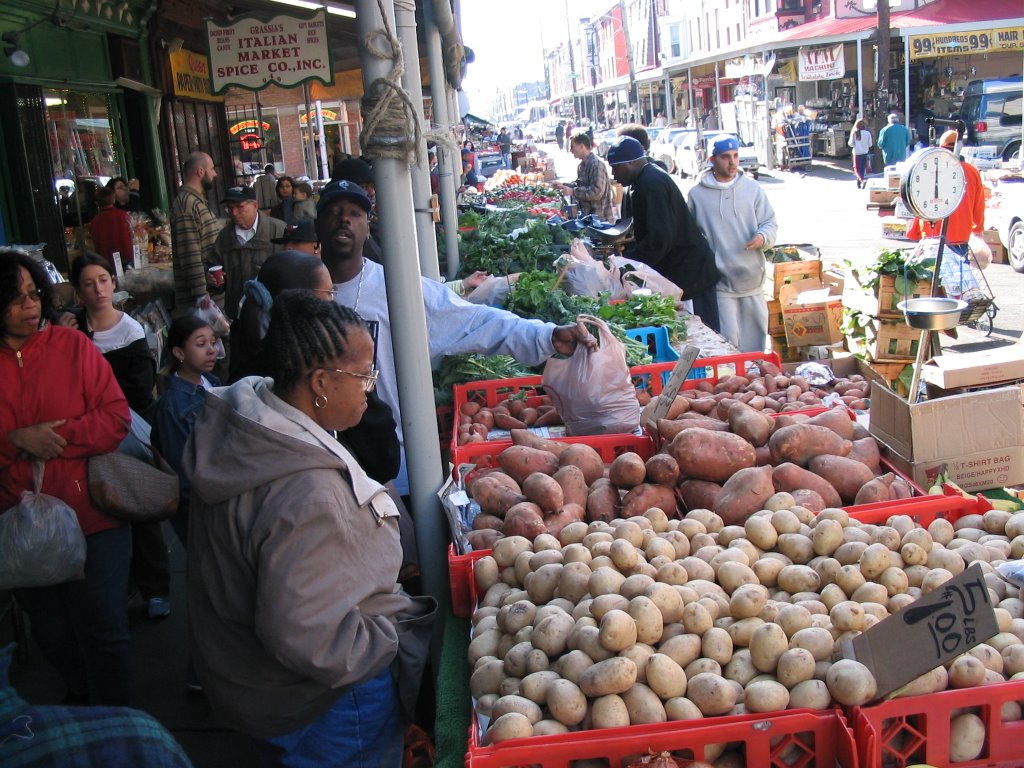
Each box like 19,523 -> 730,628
226,106 -> 284,179
669,23 -> 681,58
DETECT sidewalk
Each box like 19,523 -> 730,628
2,527 -> 259,767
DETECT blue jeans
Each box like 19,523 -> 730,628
854,153 -> 871,182
255,669 -> 403,768
15,526 -> 132,705
501,151 -> 512,169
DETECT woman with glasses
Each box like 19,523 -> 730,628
185,290 -> 418,767
0,247 -> 133,706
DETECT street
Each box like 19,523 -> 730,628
546,143 -> 1023,353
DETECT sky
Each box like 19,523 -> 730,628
459,0 -> 604,113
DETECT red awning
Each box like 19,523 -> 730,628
775,16 -> 875,43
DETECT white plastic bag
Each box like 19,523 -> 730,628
559,239 -> 617,297
541,315 -> 641,436
610,256 -> 684,300
465,274 -> 519,306
0,463 -> 86,590
968,233 -> 992,270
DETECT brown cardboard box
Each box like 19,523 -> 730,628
845,316 -> 921,361
868,380 -> 1024,491
920,345 -> 1024,390
780,278 -> 844,347
983,228 -> 1007,264
867,183 -> 898,207
765,259 -> 822,299
840,563 -> 999,700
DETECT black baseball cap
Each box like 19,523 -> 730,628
317,179 -> 372,215
223,186 -> 257,203
271,220 -> 318,244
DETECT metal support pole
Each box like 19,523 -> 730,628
355,0 -> 447,629
856,39 -> 864,117
903,35 -> 911,129
423,0 -> 460,280
714,61 -> 721,129
395,0 -> 440,281
302,84 -> 317,177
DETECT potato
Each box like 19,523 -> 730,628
745,679 -> 790,713
486,711 -> 534,744
609,452 -> 648,489
949,654 -> 987,688
664,696 -> 704,721
645,453 -> 680,486
949,713 -> 986,762
591,694 -> 630,729
629,595 -> 665,645
491,694 -> 543,724
825,659 -> 877,706
776,647 -> 817,688
532,612 -> 575,657
621,682 -> 668,724
598,609 -> 637,652
559,443 -> 605,485
579,657 -> 638,697
646,653 -> 688,699
499,600 -> 538,635
622,483 -> 679,519
790,627 -> 835,661
788,679 -> 832,710
829,601 -> 866,633
750,622 -> 789,673
667,427 -> 757,483
812,518 -> 845,557
717,561 -> 759,594
470,658 -> 507,699
701,627 -> 734,665
687,672 -> 737,716
556,649 -> 594,684
769,423 -> 852,467
713,465 -> 776,525
546,679 -> 587,726
659,632 -> 703,669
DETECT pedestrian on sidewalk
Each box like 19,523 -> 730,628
848,118 -> 873,188
878,113 -> 912,166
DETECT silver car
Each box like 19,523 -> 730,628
675,132 -> 760,179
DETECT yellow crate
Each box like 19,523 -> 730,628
765,259 -> 822,299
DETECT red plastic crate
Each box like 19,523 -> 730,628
466,707 -> 857,768
448,543 -> 490,619
631,351 -> 783,397
845,491 -> 986,526
852,679 -> 1024,768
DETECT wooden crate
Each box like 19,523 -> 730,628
765,258 -> 822,299
767,298 -> 785,336
770,333 -> 802,363
863,359 -> 912,397
845,317 -> 921,362
844,274 -> 933,320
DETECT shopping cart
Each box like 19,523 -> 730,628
939,247 -> 998,336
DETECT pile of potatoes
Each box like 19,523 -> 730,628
468,498 -> 1024,763
456,395 -> 563,447
634,363 -> 871,412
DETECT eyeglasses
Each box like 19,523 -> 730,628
331,366 -> 378,392
313,288 -> 337,300
13,289 -> 43,306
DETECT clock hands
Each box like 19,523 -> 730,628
934,163 -> 939,201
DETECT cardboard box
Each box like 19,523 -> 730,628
844,273 -> 933,320
845,316 -> 921,361
770,333 -> 802,363
840,563 -> 999,700
983,228 -> 1007,264
880,216 -> 910,240
780,278 -> 844,347
920,344 -> 1024,390
869,381 -> 1024,491
867,184 -> 898,207
765,258 -> 822,299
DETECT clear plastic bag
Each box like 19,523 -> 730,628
193,295 -> 231,337
968,233 -> 992,270
464,274 -> 519,306
558,239 -> 617,297
0,463 -> 86,590
542,315 -> 641,436
610,256 -> 684,300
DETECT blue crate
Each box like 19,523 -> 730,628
624,326 -> 680,364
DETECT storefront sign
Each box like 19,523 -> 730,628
205,10 -> 333,93
909,27 -> 1024,60
229,119 -> 271,135
168,50 -> 222,102
299,108 -> 338,125
798,44 -> 845,81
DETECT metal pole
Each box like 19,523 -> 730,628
255,91 -> 267,168
714,61 -> 721,129
302,84 -> 316,177
355,0 -> 447,624
688,67 -> 694,127
424,0 -> 461,280
315,99 -> 329,180
395,0 -> 441,281
904,35 -> 911,127
856,39 -> 864,117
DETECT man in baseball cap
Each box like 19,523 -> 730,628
604,136 -> 722,335
270,220 -> 320,256
317,178 -> 381,263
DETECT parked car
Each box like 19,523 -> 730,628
989,180 -> 1024,273
648,128 -> 694,174
594,128 -> 620,158
959,77 -> 1022,162
675,132 -> 760,179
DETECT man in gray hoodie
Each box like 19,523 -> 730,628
688,135 -> 778,352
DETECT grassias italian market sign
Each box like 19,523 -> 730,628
205,9 -> 333,93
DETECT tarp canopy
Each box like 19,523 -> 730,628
464,112 -> 494,126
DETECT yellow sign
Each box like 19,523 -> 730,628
169,49 -> 223,102
909,27 -> 1024,60
299,109 -> 338,125
229,120 -> 271,135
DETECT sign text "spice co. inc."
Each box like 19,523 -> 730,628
205,9 -> 334,93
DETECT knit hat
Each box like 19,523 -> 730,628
710,134 -> 740,157
606,136 -> 646,165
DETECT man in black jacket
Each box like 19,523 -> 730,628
607,136 -> 721,332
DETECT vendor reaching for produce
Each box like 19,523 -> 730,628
606,136 -> 722,333
315,179 -> 597,498
554,130 -> 614,223
687,134 -> 778,353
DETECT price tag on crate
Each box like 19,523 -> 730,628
840,563 -> 999,699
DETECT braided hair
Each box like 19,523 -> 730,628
264,289 -> 365,393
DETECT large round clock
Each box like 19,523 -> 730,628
900,146 -> 966,221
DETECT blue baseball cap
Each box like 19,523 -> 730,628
607,136 -> 646,165
710,134 -> 740,157
316,179 -> 372,215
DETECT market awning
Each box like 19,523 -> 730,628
775,16 -> 876,44
889,0 -> 1024,30
464,113 -> 493,126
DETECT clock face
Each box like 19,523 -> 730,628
901,147 -> 967,221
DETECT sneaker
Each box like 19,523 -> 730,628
147,597 -> 171,620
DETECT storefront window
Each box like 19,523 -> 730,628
46,89 -> 120,225
226,106 -> 284,180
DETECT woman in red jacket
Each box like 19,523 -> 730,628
0,248 -> 132,705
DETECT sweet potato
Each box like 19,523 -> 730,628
727,401 -> 774,447
498,446 -> 560,484
679,479 -> 722,511
609,452 -> 647,489
890,476 -> 913,500
466,528 -> 502,550
853,473 -> 895,506
847,437 -> 881,471
503,502 -> 547,541
494,412 -> 528,430
472,513 -> 505,531
805,408 -> 856,440
470,475 -> 527,517
559,444 -> 605,485
510,429 -> 570,458
534,410 -> 563,427
621,483 -> 678,518
790,489 -> 826,513
586,478 -> 621,523
713,465 -> 775,525
771,413 -> 811,430
754,445 -> 773,466
545,503 -> 586,538
808,455 -> 876,505
771,462 -> 843,509
553,465 -> 588,508
460,401 -> 482,417
667,428 -> 757,483
768,424 -> 852,467
645,454 -> 680,486
522,472 -> 565,513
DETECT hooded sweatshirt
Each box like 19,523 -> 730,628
184,377 -> 412,737
687,169 -> 778,297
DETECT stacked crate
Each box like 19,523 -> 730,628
764,258 -> 822,362
843,268 -> 929,363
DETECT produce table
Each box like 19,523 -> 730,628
675,313 -> 738,359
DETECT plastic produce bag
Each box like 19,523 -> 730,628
558,239 -> 617,297
193,296 -> 229,359
610,256 -> 684,301
968,233 -> 992,270
464,274 -> 519,307
0,463 -> 86,590
542,315 -> 641,436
